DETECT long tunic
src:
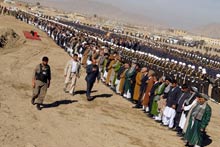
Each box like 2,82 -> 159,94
142,77 -> 154,107
124,69 -> 136,94
133,72 -> 143,101
106,60 -> 116,84
119,69 -> 128,94
184,103 -> 211,146
112,61 -> 122,85
151,83 -> 166,115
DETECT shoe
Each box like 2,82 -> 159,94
177,133 -> 184,137
185,142 -> 193,147
168,127 -> 174,130
181,137 -> 186,141
64,88 -> 69,93
87,96 -> 94,101
160,123 -> 168,127
31,97 -> 35,105
172,127 -> 178,132
132,100 -> 137,104
132,105 -> 142,109
36,104 -> 42,110
147,114 -> 153,118
155,120 -> 162,123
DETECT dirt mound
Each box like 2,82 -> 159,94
0,28 -> 20,48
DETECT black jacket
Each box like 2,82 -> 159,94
140,74 -> 149,93
176,91 -> 191,112
85,64 -> 100,83
166,86 -> 182,108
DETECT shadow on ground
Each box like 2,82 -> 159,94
42,100 -> 78,109
74,90 -> 97,95
93,94 -> 113,99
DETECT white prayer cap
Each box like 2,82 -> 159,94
174,61 -> 178,64
191,65 -> 195,69
202,70 -> 206,74
162,58 -> 165,61
216,74 -> 220,78
183,63 -> 186,66
188,64 -> 191,67
166,58 -> 169,61
82,41 -> 87,45
198,66 -> 202,69
144,53 -> 148,55
171,59 -> 174,62
179,62 -> 182,65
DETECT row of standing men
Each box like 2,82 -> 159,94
0,7 -> 213,147
1,6 -> 220,103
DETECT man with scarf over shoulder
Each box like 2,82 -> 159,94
184,93 -> 212,147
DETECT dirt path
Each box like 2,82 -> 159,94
0,16 -> 219,147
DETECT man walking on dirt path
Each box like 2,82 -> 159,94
85,58 -> 100,101
64,54 -> 81,95
32,56 -> 51,110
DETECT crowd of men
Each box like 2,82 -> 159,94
0,5 -> 217,147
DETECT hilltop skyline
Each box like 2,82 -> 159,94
21,0 -> 220,38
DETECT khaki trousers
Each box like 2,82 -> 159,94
33,80 -> 48,104
64,73 -> 77,94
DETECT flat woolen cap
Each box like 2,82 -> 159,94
198,93 -> 209,100
191,86 -> 198,93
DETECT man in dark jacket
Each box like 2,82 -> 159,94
174,84 -> 191,132
162,79 -> 181,128
85,59 -> 100,101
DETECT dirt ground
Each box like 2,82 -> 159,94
0,16 -> 219,147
